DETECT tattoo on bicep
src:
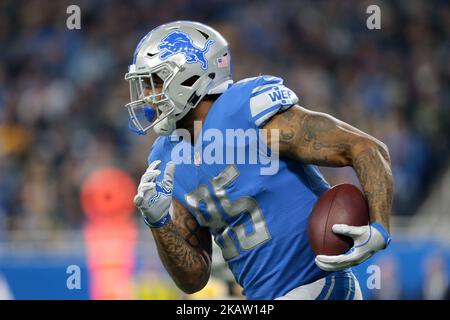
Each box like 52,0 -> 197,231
280,108 -> 295,121
279,109 -> 352,164
301,113 -> 337,142
280,128 -> 294,141
279,109 -> 296,141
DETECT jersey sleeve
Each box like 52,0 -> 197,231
248,76 -> 298,128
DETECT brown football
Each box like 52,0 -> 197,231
308,184 -> 370,256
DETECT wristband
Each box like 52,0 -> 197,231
144,213 -> 172,228
371,222 -> 391,249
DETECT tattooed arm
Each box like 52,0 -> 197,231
150,198 -> 212,294
264,105 -> 393,232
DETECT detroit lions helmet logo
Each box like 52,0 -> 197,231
158,31 -> 215,70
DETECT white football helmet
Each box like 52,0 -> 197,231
125,21 -> 233,136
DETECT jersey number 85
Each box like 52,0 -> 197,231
185,165 -> 271,260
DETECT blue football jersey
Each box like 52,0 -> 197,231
148,75 -> 335,299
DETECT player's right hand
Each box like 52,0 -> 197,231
315,222 -> 391,271
134,160 -> 175,228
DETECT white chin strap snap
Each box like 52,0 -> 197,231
154,117 -> 176,136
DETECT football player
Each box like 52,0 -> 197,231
125,21 -> 393,300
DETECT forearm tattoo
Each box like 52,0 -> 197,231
352,147 -> 393,231
151,201 -> 211,291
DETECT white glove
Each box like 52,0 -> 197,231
315,222 -> 391,272
134,160 -> 175,228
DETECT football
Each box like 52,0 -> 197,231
308,184 -> 370,256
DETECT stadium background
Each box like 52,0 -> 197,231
0,0 -> 449,299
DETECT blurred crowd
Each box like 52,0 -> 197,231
0,0 -> 449,237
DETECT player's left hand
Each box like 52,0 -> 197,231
134,160 -> 175,228
315,222 -> 391,272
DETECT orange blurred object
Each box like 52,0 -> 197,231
81,167 -> 138,299
84,220 -> 137,300
81,167 -> 136,222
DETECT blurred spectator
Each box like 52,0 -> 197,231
422,252 -> 450,300
0,0 -> 449,239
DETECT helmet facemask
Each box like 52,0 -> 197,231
125,62 -> 178,136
